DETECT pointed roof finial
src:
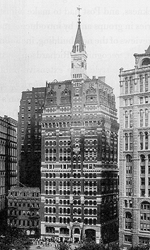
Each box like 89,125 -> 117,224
77,6 -> 81,26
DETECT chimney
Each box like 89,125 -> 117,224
98,76 -> 105,83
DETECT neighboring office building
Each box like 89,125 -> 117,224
119,46 -> 150,247
7,186 -> 40,237
40,15 -> 119,243
0,116 -> 17,221
18,87 -> 46,189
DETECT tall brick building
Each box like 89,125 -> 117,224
18,87 -> 45,188
0,116 -> 17,221
119,46 -> 150,247
40,15 -> 119,243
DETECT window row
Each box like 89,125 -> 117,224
124,74 -> 149,94
140,109 -> 149,127
45,181 -> 56,186
45,199 -> 56,205
8,210 -> 39,217
140,189 -> 150,197
45,172 -> 97,179
60,208 -> 70,214
8,219 -> 39,227
140,132 -> 149,150
8,202 -> 39,208
45,149 -> 57,153
45,207 -> 56,214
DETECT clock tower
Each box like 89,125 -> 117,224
71,8 -> 87,80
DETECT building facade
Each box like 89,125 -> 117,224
41,16 -> 119,243
7,186 -> 40,237
18,87 -> 46,188
0,116 -> 17,221
119,46 -> 150,247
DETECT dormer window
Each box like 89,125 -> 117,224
142,58 -> 150,66
76,44 -> 79,52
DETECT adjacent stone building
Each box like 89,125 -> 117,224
7,186 -> 40,237
0,116 -> 17,221
17,87 -> 46,188
40,15 -> 119,243
119,46 -> 150,247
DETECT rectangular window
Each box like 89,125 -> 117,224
124,235 -> 132,243
126,188 -> 132,196
145,96 -> 148,103
125,111 -> 128,128
140,97 -> 143,104
129,77 -> 133,93
125,78 -> 128,94
129,99 -> 133,105
125,99 -> 128,106
141,166 -> 145,174
141,189 -> 145,196
125,134 -> 128,151
140,75 -> 143,92
141,178 -> 145,185
140,110 -> 144,127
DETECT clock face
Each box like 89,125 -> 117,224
74,60 -> 81,68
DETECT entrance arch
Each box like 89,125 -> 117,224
73,227 -> 81,243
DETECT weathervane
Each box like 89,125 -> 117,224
77,6 -> 81,25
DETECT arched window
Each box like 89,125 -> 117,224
125,78 -> 128,94
140,133 -> 144,150
145,74 -> 148,92
145,109 -> 148,127
125,111 -> 128,128
129,77 -> 133,93
140,75 -> 143,92
129,133 -> 133,150
140,109 -> 144,127
145,132 -> 148,150
129,110 -> 133,128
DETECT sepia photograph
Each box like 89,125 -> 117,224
0,0 -> 150,249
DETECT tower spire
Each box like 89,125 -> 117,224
72,6 -> 86,53
71,7 -> 87,80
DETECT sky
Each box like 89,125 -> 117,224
0,0 -> 150,120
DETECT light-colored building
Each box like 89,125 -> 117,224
7,186 -> 40,237
40,14 -> 119,243
119,46 -> 150,247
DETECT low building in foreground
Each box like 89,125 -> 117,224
7,186 -> 40,238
